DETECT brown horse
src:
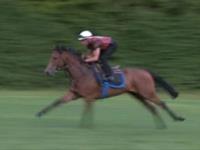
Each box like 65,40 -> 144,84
36,45 -> 185,128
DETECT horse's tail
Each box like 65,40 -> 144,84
148,70 -> 179,99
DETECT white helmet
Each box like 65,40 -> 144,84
78,30 -> 93,40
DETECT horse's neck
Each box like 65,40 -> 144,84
65,57 -> 91,80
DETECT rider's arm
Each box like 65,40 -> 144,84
85,48 -> 100,62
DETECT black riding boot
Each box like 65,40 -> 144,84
99,42 -> 117,82
99,60 -> 115,82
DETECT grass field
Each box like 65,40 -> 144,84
0,90 -> 199,150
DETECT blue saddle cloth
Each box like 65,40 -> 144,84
101,72 -> 126,98
91,64 -> 126,98
91,65 -> 126,98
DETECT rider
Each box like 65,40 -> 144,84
78,30 -> 117,82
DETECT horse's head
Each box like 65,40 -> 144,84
44,44 -> 67,76
44,44 -> 81,76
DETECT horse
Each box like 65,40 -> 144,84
36,44 -> 185,128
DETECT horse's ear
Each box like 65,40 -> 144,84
60,45 -> 67,51
54,44 -> 66,53
66,47 -> 75,52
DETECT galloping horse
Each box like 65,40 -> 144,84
36,44 -> 185,128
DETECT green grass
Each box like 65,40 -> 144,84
0,90 -> 199,150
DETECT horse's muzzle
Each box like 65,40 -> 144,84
44,69 -> 56,76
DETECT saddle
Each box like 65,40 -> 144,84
90,63 -> 126,98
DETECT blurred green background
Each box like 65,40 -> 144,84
0,0 -> 200,90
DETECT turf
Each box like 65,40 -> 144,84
0,90 -> 199,150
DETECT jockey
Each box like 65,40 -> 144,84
78,30 -> 117,82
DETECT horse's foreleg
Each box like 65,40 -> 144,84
80,101 -> 94,128
36,91 -> 78,117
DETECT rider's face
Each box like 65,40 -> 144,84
80,39 -> 88,46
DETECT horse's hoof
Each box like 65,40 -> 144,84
175,116 -> 185,122
36,112 -> 43,117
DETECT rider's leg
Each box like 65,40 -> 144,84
100,58 -> 113,78
99,43 -> 117,81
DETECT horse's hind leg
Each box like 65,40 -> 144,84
148,94 -> 185,122
156,101 -> 185,121
129,93 -> 166,129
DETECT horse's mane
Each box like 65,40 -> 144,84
54,44 -> 83,62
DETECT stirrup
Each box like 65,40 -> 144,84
112,65 -> 120,69
106,76 -> 115,82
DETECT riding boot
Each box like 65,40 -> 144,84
100,61 -> 116,82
